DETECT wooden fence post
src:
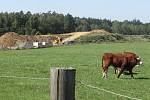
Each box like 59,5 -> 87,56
50,68 -> 76,100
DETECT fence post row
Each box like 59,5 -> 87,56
50,68 -> 76,100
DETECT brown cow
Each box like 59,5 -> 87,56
102,52 -> 143,78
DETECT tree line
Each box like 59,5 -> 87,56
0,11 -> 150,35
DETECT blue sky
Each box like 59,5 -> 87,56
0,0 -> 149,23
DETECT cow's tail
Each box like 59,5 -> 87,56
101,56 -> 104,72
101,55 -> 106,72
101,56 -> 106,78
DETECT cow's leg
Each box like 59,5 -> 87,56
117,67 -> 125,78
102,60 -> 110,79
129,69 -> 134,79
116,67 -> 121,74
102,66 -> 108,79
102,71 -> 107,78
114,67 -> 117,74
102,65 -> 109,79
117,57 -> 127,78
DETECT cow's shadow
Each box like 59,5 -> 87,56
123,72 -> 138,75
119,72 -> 149,80
121,77 -> 149,80
135,77 -> 149,80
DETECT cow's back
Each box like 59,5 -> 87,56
102,53 -> 125,67
111,53 -> 126,68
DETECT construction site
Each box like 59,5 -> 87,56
0,30 -> 111,50
0,32 -> 62,50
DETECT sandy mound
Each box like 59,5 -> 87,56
0,32 -> 55,49
91,29 -> 111,35
0,32 -> 26,48
61,29 -> 111,44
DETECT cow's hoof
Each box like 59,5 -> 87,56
117,77 -> 120,79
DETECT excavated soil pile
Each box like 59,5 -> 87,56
0,32 -> 26,49
0,32 -> 54,49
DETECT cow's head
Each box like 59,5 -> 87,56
135,57 -> 143,66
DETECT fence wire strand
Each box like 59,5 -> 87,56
76,80 -> 142,100
0,75 -> 49,80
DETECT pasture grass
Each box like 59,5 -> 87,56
0,42 -> 150,100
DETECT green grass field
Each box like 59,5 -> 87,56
0,42 -> 150,100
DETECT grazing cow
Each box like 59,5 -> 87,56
102,52 -> 142,78
114,52 -> 141,74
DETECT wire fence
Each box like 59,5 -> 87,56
0,75 -> 143,100
0,75 -> 49,80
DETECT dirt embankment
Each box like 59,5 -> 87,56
61,29 -> 111,44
